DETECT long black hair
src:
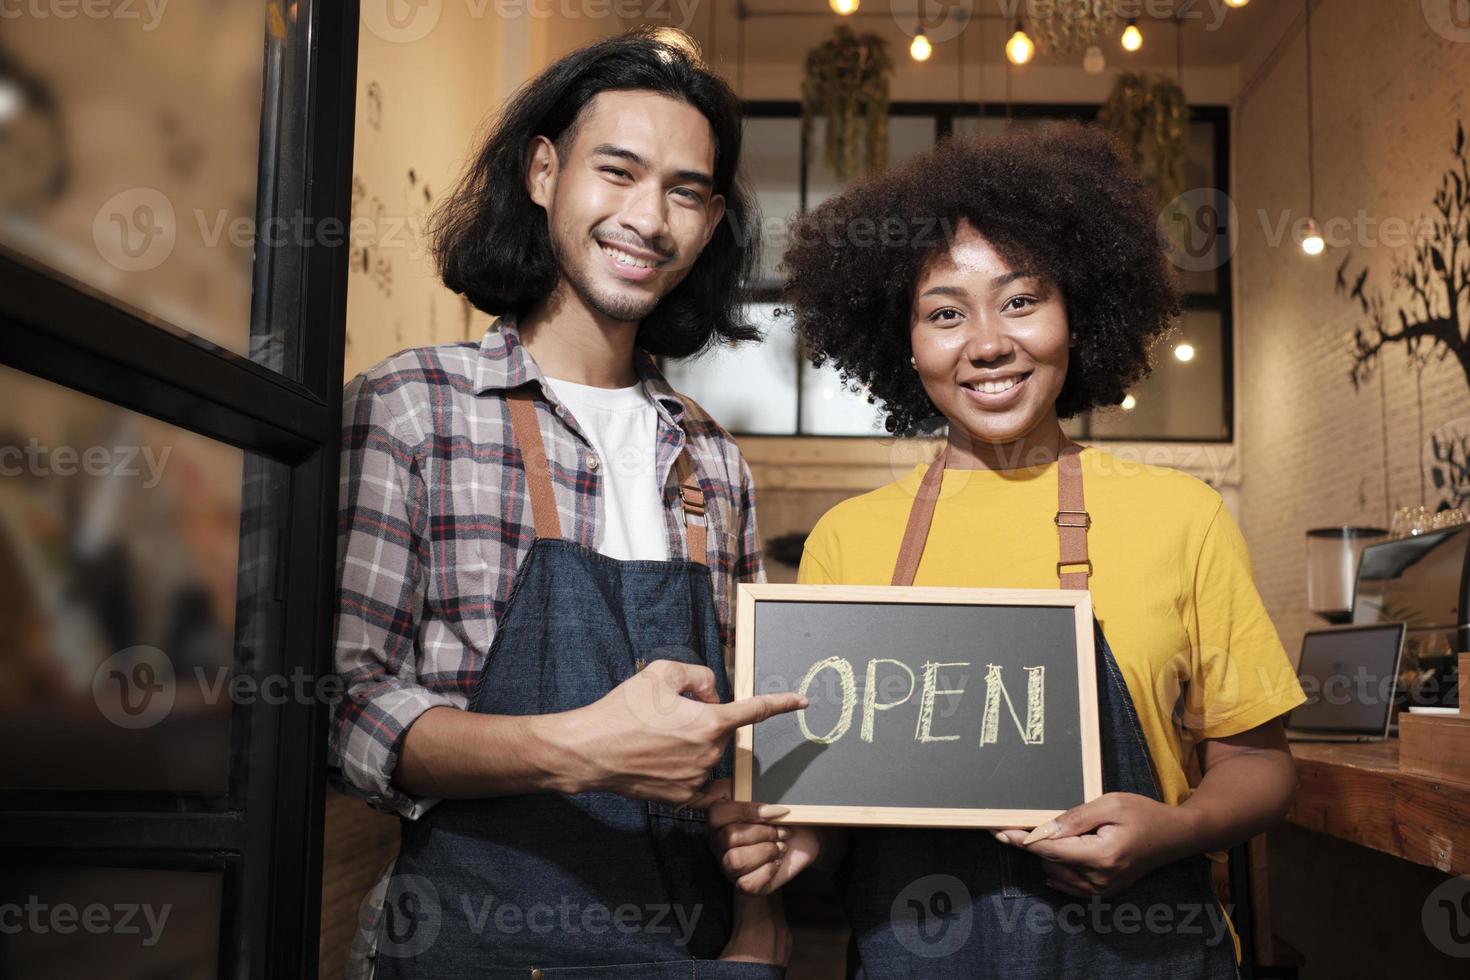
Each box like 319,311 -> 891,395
430,27 -> 759,358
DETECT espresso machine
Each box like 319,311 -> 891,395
1346,524 -> 1470,709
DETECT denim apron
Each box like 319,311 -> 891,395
375,389 -> 783,980
839,443 -> 1240,979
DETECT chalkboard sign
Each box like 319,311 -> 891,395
733,584 -> 1102,828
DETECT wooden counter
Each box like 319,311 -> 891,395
1288,739 -> 1470,875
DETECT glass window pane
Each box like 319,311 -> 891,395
799,360 -> 887,436
662,303 -> 798,434
0,864 -> 221,979
743,117 -> 801,286
0,8 -> 271,364
0,366 -> 286,793
1089,309 -> 1228,441
806,115 -> 936,212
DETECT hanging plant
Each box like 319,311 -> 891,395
801,25 -> 892,181
1098,71 -> 1189,208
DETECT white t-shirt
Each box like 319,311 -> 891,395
543,376 -> 669,562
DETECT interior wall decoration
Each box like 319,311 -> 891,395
1097,71 -> 1189,209
800,25 -> 892,181
1343,122 -> 1470,395
1339,121 -> 1470,512
1426,416 -> 1470,512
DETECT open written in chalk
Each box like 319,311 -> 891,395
733,584 -> 1103,828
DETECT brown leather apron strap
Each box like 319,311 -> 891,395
509,385 -> 709,562
674,452 -> 708,567
1055,442 -> 1092,590
506,389 -> 563,540
889,440 -> 1093,590
890,445 -> 949,587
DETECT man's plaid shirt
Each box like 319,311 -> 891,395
328,315 -> 765,818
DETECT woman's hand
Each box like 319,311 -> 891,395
699,780 -> 824,895
994,791 -> 1200,897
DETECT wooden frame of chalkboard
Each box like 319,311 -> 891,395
733,583 -> 1103,828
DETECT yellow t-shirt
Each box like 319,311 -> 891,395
798,447 -> 1307,820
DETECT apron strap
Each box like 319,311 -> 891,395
890,445 -> 949,587
506,385 -> 709,564
1055,443 -> 1092,590
889,439 -> 1092,590
506,389 -> 564,540
674,452 -> 708,567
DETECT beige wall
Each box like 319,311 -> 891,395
1234,0 -> 1470,654
343,5 -> 634,380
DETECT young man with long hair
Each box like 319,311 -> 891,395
331,29 -> 801,977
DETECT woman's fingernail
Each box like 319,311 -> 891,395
757,805 -> 791,820
993,831 -> 1010,845
776,840 -> 788,854
1022,820 -> 1059,845
777,828 -> 793,841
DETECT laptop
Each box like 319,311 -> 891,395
1284,623 -> 1406,742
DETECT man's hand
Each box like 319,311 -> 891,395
702,779 -> 826,895
547,659 -> 807,805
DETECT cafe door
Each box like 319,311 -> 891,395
0,2 -> 358,977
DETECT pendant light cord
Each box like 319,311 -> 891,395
1305,0 -> 1316,217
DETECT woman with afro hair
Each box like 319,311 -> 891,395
709,122 -> 1304,977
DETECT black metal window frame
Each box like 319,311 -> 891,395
0,2 -> 358,976
736,99 -> 1234,443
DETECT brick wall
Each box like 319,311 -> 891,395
1235,0 -> 1470,654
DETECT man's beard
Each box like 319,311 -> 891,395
551,230 -> 673,324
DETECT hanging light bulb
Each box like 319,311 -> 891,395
0,78 -> 23,125
829,0 -> 859,14
1006,20 -> 1034,65
1224,0 -> 1249,7
1121,394 -> 1138,411
910,30 -> 933,62
1121,18 -> 1143,52
1174,343 -> 1196,363
1083,44 -> 1106,74
1300,217 -> 1325,256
